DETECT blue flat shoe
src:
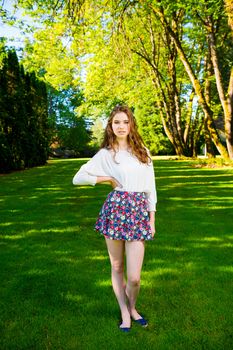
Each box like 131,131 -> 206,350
133,317 -> 148,327
119,320 -> 131,332
119,325 -> 131,332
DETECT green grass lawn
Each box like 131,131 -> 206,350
0,158 -> 233,350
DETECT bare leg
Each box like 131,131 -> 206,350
125,241 -> 145,320
105,238 -> 131,328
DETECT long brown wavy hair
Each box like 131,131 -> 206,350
100,105 -> 151,164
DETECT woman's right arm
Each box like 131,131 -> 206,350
72,149 -> 108,186
72,149 -> 121,188
73,171 -> 120,189
72,165 -> 97,186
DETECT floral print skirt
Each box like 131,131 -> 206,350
95,190 -> 153,241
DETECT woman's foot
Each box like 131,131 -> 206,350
119,310 -> 131,330
124,288 -> 148,326
119,324 -> 131,332
128,308 -> 148,327
129,308 -> 143,321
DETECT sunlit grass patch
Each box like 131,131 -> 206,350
0,158 -> 232,350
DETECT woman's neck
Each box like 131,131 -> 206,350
116,139 -> 129,151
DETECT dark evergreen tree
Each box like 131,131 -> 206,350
0,47 -> 49,172
0,46 -> 12,171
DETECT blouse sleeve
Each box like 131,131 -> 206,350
145,149 -> 157,212
72,149 -> 110,186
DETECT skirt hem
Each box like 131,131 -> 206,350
95,229 -> 154,241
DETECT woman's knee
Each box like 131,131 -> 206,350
127,276 -> 140,287
111,261 -> 124,274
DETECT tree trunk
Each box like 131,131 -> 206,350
184,89 -> 194,144
203,48 -> 216,157
154,98 -> 183,156
227,68 -> 233,158
207,21 -> 233,159
152,72 -> 188,156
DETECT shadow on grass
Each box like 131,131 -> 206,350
0,159 -> 233,349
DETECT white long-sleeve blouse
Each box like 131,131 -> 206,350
72,148 -> 157,211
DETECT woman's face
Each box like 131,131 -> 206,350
112,112 -> 131,140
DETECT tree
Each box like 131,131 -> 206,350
147,0 -> 232,158
0,47 -> 49,172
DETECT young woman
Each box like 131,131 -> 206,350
72,105 -> 157,332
